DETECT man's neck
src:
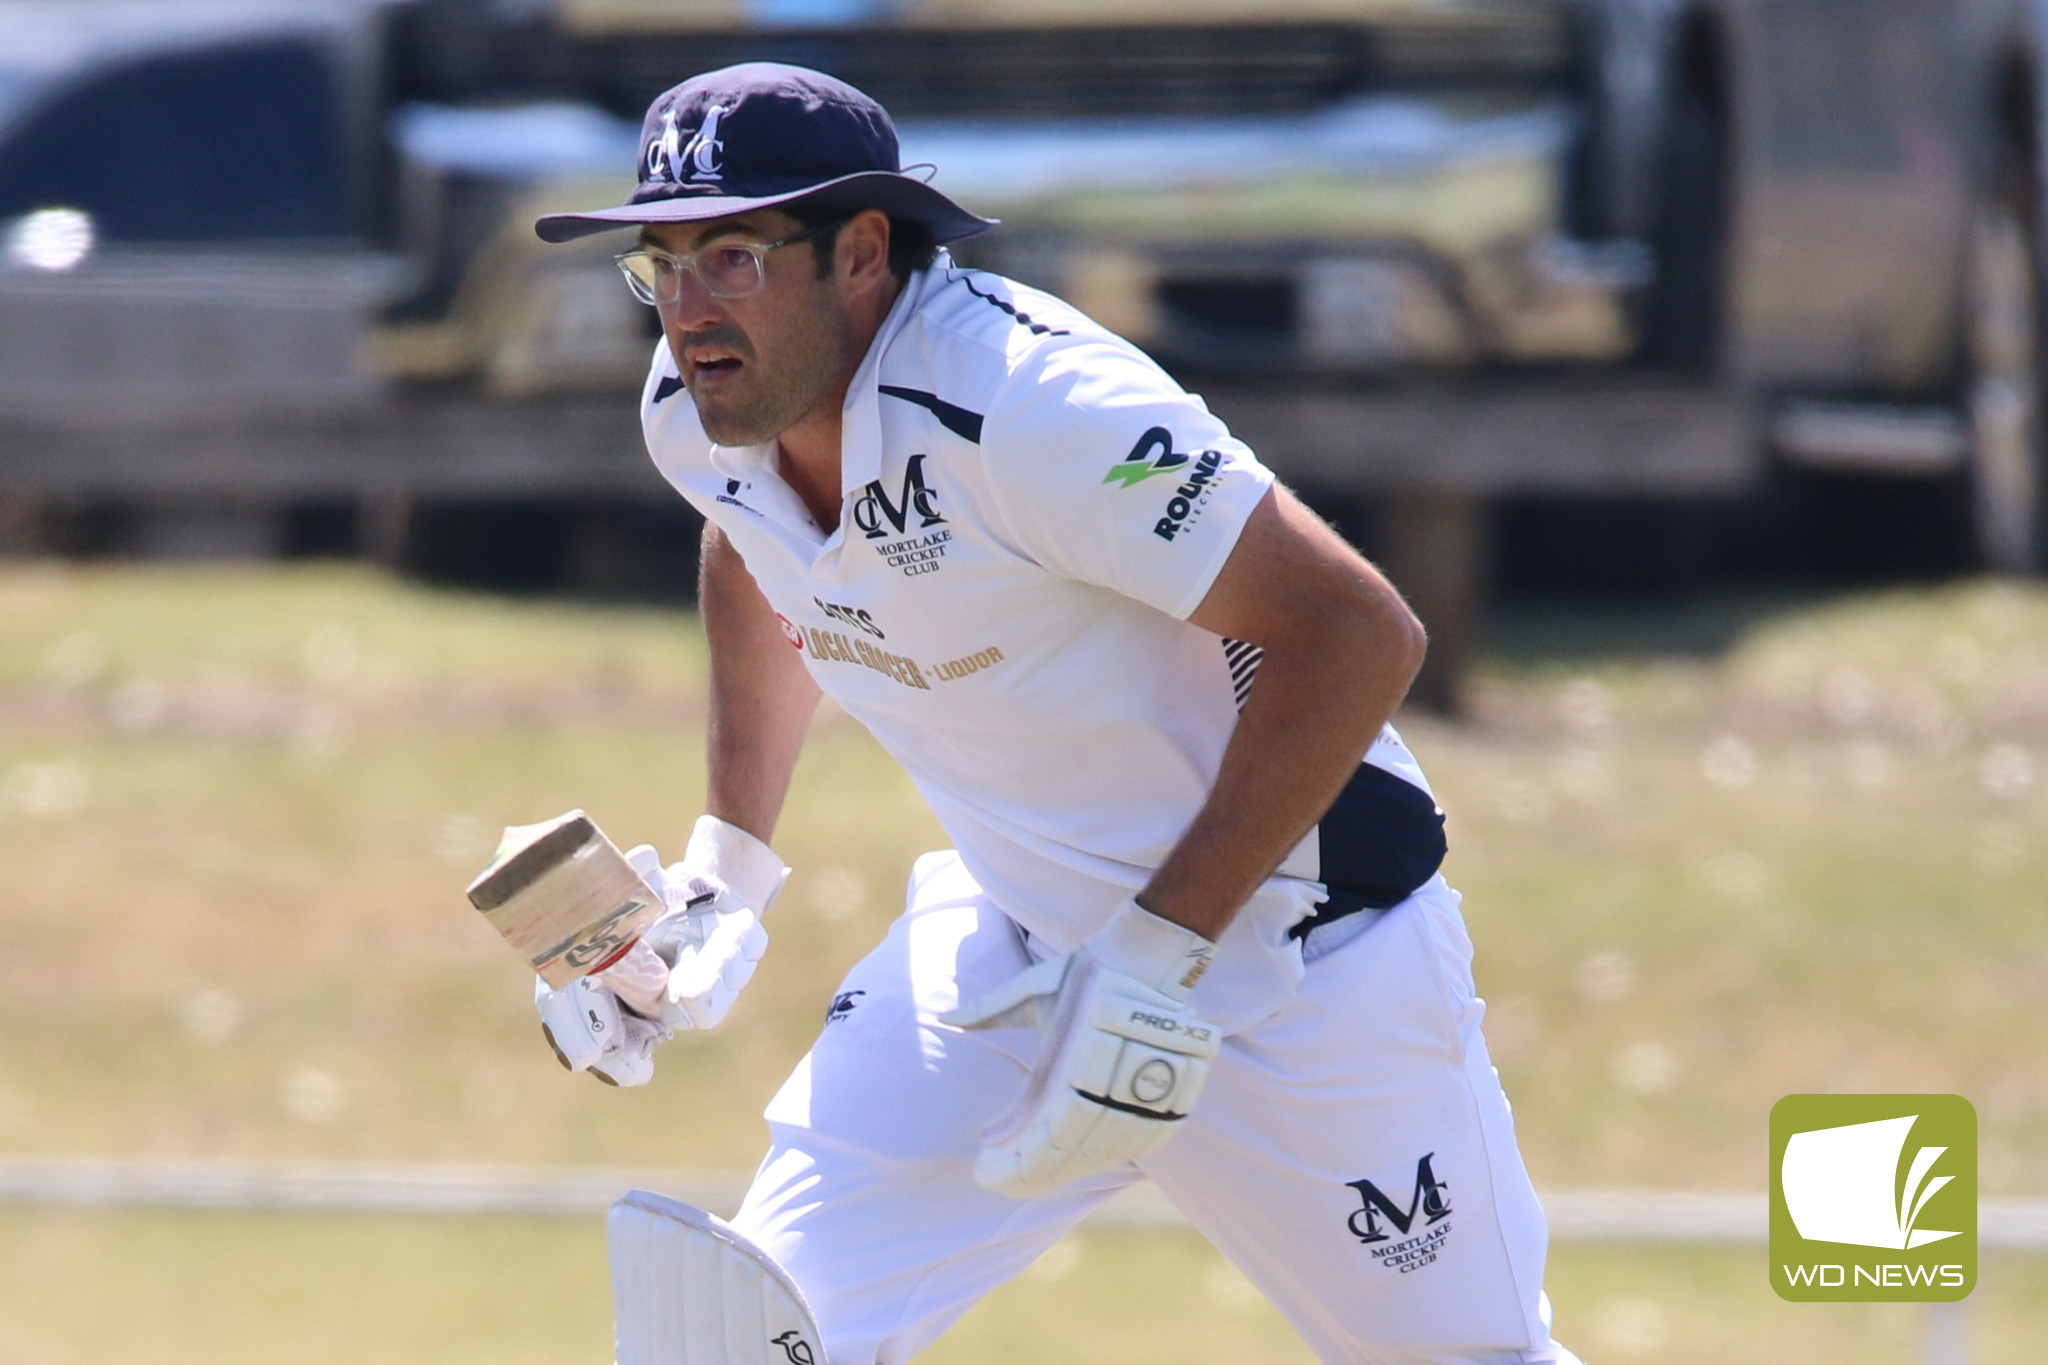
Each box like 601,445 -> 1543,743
776,427 -> 844,534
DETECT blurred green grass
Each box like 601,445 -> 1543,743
0,562 -> 2044,1360
0,1211 -> 2043,1365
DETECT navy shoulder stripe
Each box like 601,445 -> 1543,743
879,385 -> 985,443
960,274 -> 1070,337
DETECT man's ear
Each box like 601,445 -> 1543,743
834,209 -> 893,292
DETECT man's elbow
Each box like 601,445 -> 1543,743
1311,574 -> 1426,693
1367,590 -> 1428,691
1389,599 -> 1428,686
1270,578 -> 1426,682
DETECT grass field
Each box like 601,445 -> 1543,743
0,562 -> 2043,1360
0,1211 -> 2044,1365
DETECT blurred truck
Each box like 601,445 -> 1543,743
3,0 -> 2048,687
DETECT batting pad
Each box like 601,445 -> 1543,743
609,1190 -> 824,1365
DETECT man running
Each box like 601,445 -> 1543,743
532,61 -> 1579,1365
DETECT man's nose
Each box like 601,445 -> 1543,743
659,278 -> 723,333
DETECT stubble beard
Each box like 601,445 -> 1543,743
685,285 -> 857,448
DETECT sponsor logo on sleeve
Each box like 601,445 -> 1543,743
1100,427 -> 1224,542
1150,449 -> 1223,541
1103,427 -> 1187,487
1345,1154 -> 1453,1272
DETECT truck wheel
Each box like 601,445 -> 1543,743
1966,158 -> 2048,573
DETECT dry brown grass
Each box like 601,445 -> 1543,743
0,564 -> 2043,1193
1,1210 -> 2043,1365
0,564 -> 2045,1362
1427,582 -> 2048,1196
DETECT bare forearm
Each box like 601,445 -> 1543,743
1137,625 -> 1419,938
699,524 -> 821,843
1137,487 -> 1426,940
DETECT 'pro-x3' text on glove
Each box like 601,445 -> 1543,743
942,899 -> 1220,1197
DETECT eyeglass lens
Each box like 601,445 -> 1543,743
619,245 -> 768,307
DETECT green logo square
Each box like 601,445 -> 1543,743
1770,1094 -> 1976,1302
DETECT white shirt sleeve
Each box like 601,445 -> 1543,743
976,338 -> 1275,621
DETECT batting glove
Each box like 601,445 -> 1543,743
534,973 -> 671,1087
941,899 -> 1221,1198
533,816 -> 787,1086
634,815 -> 787,1032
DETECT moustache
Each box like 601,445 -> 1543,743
678,324 -> 753,359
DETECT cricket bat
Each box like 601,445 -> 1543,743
466,810 -> 664,989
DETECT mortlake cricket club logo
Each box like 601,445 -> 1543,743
853,455 -> 945,539
1345,1153 -> 1452,1273
647,104 -> 729,184
853,456 -> 951,577
1770,1094 -> 1976,1302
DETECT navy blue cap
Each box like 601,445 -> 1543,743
535,63 -> 996,245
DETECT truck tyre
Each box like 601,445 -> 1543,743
1966,152 -> 2048,574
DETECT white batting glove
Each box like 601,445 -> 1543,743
633,816 -> 787,1032
530,878 -> 676,1086
532,816 -> 786,1085
534,974 -> 672,1087
941,899 -> 1221,1198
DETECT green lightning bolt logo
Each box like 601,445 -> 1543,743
1104,462 -> 1171,488
1104,426 -> 1186,489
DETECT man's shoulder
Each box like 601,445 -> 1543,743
895,264 -> 1188,432
911,265 -> 1093,349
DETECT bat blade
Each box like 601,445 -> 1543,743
466,810 -> 662,989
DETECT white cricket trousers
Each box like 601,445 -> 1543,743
730,851 -> 1579,1365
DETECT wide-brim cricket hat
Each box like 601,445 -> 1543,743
534,63 -> 996,245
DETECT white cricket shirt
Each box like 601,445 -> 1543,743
644,256 -> 1441,1029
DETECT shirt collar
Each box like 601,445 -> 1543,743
705,439 -> 765,482
838,258 -> 941,495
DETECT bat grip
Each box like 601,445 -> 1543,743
587,938 -> 638,976
596,936 -> 668,1019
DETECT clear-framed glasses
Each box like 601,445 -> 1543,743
614,222 -> 837,309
